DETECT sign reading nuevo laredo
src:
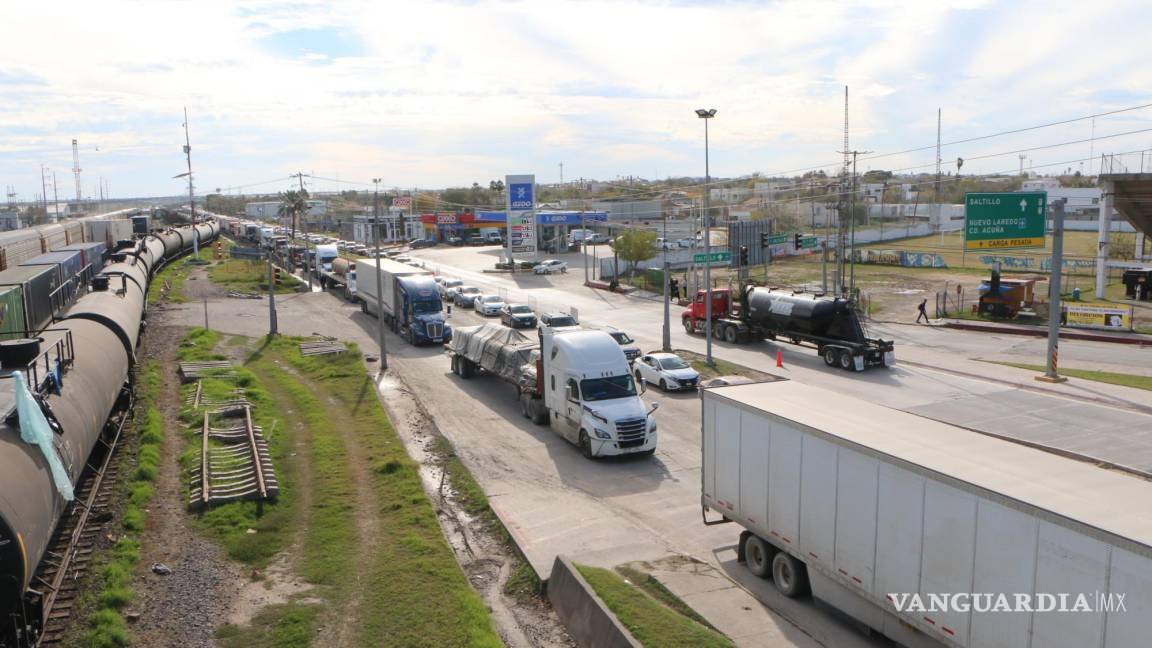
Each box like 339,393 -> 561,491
964,192 -> 1047,250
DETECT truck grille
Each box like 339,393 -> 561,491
615,417 -> 647,448
426,322 -> 443,339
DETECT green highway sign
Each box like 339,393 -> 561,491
801,236 -> 818,249
693,251 -> 731,264
767,234 -> 789,245
964,192 -> 1047,250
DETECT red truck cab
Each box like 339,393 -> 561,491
681,288 -> 735,333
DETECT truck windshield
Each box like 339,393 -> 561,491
412,300 -> 441,314
580,375 -> 637,402
609,332 -> 634,345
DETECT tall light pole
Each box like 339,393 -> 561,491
696,108 -> 717,367
183,107 -> 198,258
662,209 -> 671,352
372,179 -> 388,373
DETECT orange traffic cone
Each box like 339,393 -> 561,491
776,350 -> 784,368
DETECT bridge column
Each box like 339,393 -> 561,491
1095,180 -> 1114,298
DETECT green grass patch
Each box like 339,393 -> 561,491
209,259 -> 299,294
615,566 -> 720,633
576,564 -> 733,648
215,603 -> 322,648
677,349 -> 773,382
233,336 -> 501,647
148,258 -> 192,304
81,361 -> 165,646
503,560 -> 542,604
984,361 -> 1152,391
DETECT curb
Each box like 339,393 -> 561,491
547,556 -> 641,648
942,321 -> 1152,346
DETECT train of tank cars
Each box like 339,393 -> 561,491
0,212 -> 220,647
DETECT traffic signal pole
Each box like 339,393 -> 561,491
267,251 -> 278,336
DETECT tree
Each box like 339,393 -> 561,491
614,229 -> 658,276
278,188 -> 310,239
489,180 -> 504,195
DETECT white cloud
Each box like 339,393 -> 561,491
0,0 -> 1149,198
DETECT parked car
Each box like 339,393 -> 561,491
474,294 -> 506,316
440,279 -> 464,301
655,238 -> 675,250
539,312 -> 579,329
500,303 -> 537,328
598,327 -> 641,362
633,353 -> 700,391
588,233 -> 612,245
447,236 -> 464,246
409,239 -> 436,249
468,235 -> 486,246
533,259 -> 568,275
484,232 -> 503,245
454,286 -> 482,307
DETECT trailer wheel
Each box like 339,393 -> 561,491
839,352 -> 855,371
712,323 -> 724,340
744,534 -> 773,578
771,552 -> 809,598
683,318 -> 694,334
723,326 -> 738,344
451,355 -> 460,375
531,401 -> 549,425
459,358 -> 475,379
361,300 -> 368,314
823,347 -> 838,367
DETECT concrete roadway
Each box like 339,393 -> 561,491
169,246 -> 1152,647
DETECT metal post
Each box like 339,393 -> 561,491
582,210 -> 588,284
184,107 -> 198,258
698,110 -> 716,367
1040,198 -> 1068,383
821,240 -> 828,293
302,216 -> 314,291
662,260 -> 671,352
203,298 -> 209,330
372,180 -> 388,372
1095,180 -> 1113,299
267,253 -> 278,336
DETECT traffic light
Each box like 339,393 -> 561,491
739,245 -> 749,266
273,267 -> 282,286
760,232 -> 769,248
794,233 -> 802,250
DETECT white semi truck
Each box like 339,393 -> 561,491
701,380 -> 1152,648
448,324 -> 659,458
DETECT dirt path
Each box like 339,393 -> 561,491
131,320 -> 243,647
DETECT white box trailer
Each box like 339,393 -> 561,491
701,380 -> 1152,648
355,258 -> 450,345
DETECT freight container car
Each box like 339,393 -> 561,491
21,251 -> 85,305
0,286 -> 27,340
0,265 -> 62,332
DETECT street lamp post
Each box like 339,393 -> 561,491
662,211 -> 671,352
696,108 -> 716,367
372,179 -> 388,372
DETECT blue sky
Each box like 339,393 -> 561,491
0,0 -> 1149,200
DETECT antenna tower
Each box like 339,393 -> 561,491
72,139 -> 83,202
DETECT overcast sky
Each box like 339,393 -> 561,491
1,0 -> 1150,201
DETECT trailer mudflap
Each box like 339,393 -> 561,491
702,506 -> 732,526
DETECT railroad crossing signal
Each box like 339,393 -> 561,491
272,267 -> 282,286
794,233 -> 802,249
739,246 -> 749,266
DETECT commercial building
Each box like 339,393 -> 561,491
244,200 -> 328,220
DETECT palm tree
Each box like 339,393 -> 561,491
278,189 -> 310,240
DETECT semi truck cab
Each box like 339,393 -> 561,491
540,327 -> 657,458
396,275 -> 451,344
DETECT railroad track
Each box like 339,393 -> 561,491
34,392 -> 132,646
190,405 -> 278,508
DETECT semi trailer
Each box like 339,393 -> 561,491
355,258 -> 451,345
683,287 -> 894,371
447,324 -> 659,459
319,256 -> 355,299
701,380 -> 1152,648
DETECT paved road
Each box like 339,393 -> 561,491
166,247 -> 1152,647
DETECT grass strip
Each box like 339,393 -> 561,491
208,259 -> 299,294
82,361 -> 163,647
615,566 -> 721,633
985,361 -> 1152,392
575,564 -> 733,648
678,349 -> 773,382
147,259 -> 192,304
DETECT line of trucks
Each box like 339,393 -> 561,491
702,380 -> 1152,648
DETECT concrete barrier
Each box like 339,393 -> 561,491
547,555 -> 641,648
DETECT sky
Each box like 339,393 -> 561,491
1,0 -> 1150,201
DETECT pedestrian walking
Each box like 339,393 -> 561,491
916,298 -> 929,324
670,277 -> 679,301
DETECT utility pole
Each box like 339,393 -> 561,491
40,165 -> 49,221
289,172 -> 310,241
267,252 -> 278,336
1039,198 -> 1068,383
933,108 -> 942,234
372,179 -> 388,373
696,108 -> 717,367
838,149 -> 872,294
662,211 -> 671,352
183,107 -> 198,257
51,172 -> 59,223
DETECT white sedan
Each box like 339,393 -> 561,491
633,353 -> 701,391
533,259 -> 568,275
474,294 -> 506,316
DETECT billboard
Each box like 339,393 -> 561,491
505,174 -> 536,256
1062,305 -> 1134,331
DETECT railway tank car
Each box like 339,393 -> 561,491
0,219 -> 218,646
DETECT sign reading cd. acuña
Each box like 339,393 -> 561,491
964,192 -> 1047,250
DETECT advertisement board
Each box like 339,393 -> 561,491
505,174 -> 537,256
1062,304 -> 1134,331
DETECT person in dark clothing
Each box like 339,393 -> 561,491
916,298 -> 929,323
669,277 -> 679,301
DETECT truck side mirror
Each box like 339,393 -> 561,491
648,401 -> 660,415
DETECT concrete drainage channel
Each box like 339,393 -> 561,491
374,369 -> 575,648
